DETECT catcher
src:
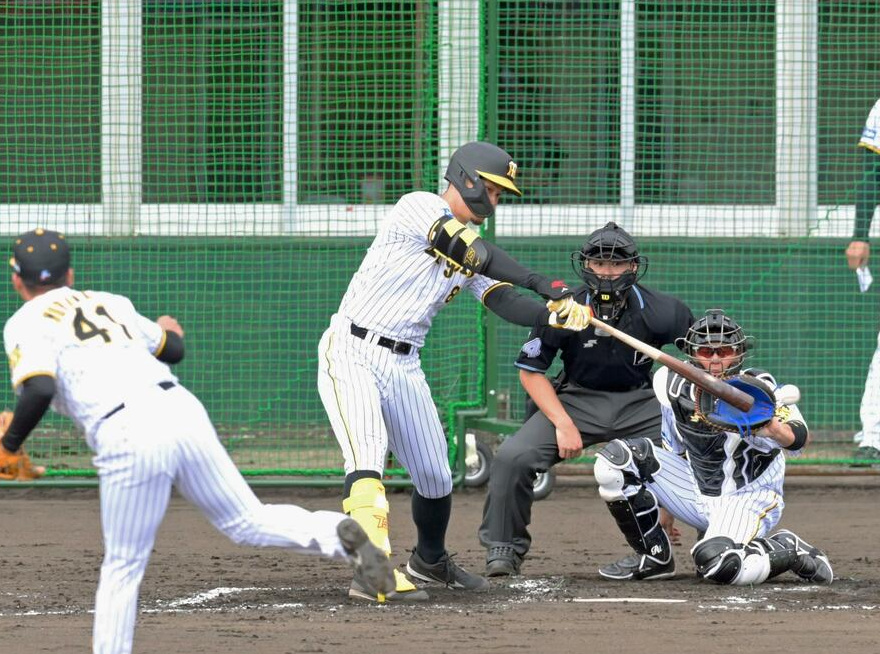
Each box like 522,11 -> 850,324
592,309 -> 833,586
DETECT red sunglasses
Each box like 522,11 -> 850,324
695,345 -> 738,358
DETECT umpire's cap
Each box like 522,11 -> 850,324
445,142 -> 521,217
581,222 -> 639,261
9,228 -> 71,286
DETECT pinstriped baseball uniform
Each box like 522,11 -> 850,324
621,367 -> 793,542
318,191 -> 505,497
4,287 -> 356,654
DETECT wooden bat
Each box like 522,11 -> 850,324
590,315 -> 755,412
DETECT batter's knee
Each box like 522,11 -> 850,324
412,469 -> 453,499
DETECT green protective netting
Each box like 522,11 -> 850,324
0,1 -> 878,479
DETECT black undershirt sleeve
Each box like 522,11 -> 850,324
1,375 -> 55,453
855,148 -> 880,240
156,330 -> 185,364
483,284 -> 550,327
475,240 -> 565,300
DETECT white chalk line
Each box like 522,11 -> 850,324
572,598 -> 687,604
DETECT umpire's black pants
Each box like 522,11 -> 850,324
478,383 -> 662,560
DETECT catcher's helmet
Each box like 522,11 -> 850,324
9,228 -> 70,287
445,141 -> 522,218
570,222 -> 647,321
677,309 -> 752,375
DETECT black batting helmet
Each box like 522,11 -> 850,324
9,228 -> 71,287
445,141 -> 522,218
570,222 -> 647,321
677,309 -> 752,374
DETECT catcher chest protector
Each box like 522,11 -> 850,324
444,142 -> 521,218
570,222 -> 647,321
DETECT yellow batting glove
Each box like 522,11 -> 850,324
548,301 -> 593,331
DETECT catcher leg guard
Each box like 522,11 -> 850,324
750,537 -> 799,581
692,536 -> 785,586
343,477 -> 429,602
599,484 -> 674,581
594,438 -> 660,502
769,530 -> 834,585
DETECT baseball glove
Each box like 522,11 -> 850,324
694,375 -> 777,435
546,297 -> 593,331
0,410 -> 46,481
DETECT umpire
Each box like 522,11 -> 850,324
478,222 -> 694,577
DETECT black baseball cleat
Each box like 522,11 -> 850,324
407,549 -> 490,591
769,530 -> 833,585
485,545 -> 523,577
336,519 -> 396,597
598,553 -> 676,581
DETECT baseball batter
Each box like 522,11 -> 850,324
594,310 -> 833,586
0,229 -> 394,654
317,141 -> 588,602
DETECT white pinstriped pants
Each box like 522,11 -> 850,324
856,331 -> 880,449
90,384 -> 349,654
317,315 -> 453,498
623,447 -> 786,544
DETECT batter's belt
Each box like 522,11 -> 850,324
350,323 -> 415,355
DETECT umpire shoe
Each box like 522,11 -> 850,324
598,553 -> 676,581
769,530 -> 833,585
407,549 -> 490,591
336,519 -> 396,597
485,546 -> 523,577
852,445 -> 880,466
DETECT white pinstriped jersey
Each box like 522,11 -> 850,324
3,286 -> 175,438
653,367 -> 804,497
859,97 -> 880,154
337,191 -> 502,347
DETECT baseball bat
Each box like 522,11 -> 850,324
590,316 -> 755,412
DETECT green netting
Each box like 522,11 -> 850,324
0,1 -> 878,480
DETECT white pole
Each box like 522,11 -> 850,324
776,0 -> 817,237
101,0 -> 141,235
438,0 -> 481,191
283,0 -> 298,232
620,0 -> 636,228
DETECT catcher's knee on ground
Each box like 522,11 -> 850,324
691,536 -> 774,585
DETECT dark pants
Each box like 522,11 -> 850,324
478,383 -> 661,559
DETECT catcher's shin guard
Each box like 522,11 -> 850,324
605,485 -> 672,569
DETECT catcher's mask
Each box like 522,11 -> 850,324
571,221 -> 647,321
677,309 -> 752,376
445,141 -> 522,218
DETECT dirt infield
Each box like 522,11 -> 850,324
1,477 -> 877,654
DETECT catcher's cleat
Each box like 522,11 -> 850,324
336,519 -> 395,597
406,549 -> 490,591
769,530 -> 833,585
598,553 -> 676,581
349,569 -> 430,603
852,445 -> 880,466
485,546 -> 522,577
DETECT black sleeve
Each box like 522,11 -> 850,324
855,147 -> 880,240
668,300 -> 695,343
476,241 -> 569,300
483,284 -> 550,327
1,374 -> 55,452
155,330 -> 185,364
514,324 -> 565,372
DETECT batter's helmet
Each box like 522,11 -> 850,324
445,142 -> 522,218
677,309 -> 752,374
9,228 -> 70,287
571,222 -> 647,321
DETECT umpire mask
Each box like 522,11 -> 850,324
571,222 -> 647,321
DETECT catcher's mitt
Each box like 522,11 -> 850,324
0,410 -> 46,481
694,375 -> 777,435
